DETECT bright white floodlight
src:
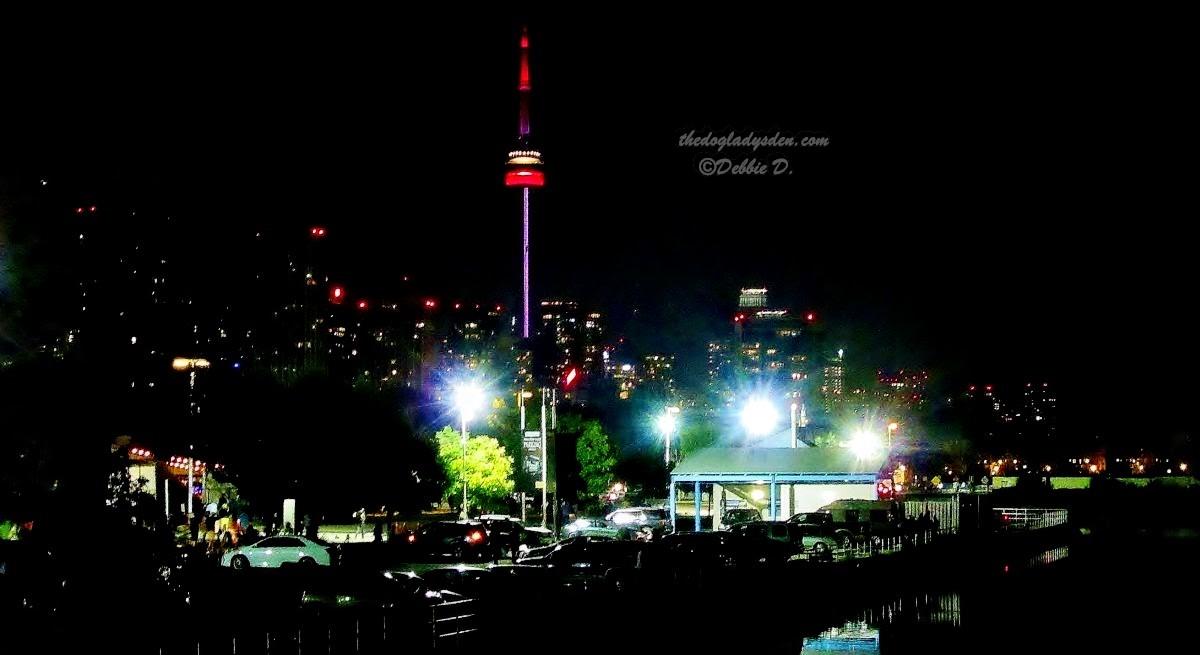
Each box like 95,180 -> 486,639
848,429 -> 883,459
740,397 -> 780,436
452,382 -> 487,422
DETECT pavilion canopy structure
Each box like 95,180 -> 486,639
669,447 -> 887,530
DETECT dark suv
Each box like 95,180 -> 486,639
405,521 -> 491,561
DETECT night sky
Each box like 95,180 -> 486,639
2,11 -> 1194,441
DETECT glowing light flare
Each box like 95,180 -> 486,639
655,412 -> 678,436
740,397 -> 780,436
847,430 -> 883,459
452,382 -> 487,422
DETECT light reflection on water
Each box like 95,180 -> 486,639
803,545 -> 1070,653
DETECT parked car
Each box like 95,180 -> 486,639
516,535 -> 615,565
299,569 -> 457,613
728,520 -> 790,544
791,500 -> 903,536
786,511 -> 857,545
221,535 -> 333,569
564,517 -> 628,540
517,526 -> 555,555
543,540 -> 654,593
719,507 -> 763,530
404,521 -> 492,561
606,507 -> 672,539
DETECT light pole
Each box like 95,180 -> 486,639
790,401 -> 798,448
452,382 -> 486,520
540,388 -> 548,528
656,407 -> 680,465
518,390 -> 533,431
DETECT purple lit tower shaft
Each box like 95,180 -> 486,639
522,187 -> 530,338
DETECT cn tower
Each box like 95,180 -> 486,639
504,26 -> 544,339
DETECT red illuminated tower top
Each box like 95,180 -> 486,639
505,26 -> 544,188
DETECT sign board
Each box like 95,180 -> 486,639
523,430 -> 542,476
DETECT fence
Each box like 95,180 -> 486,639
789,529 -> 938,564
903,499 -> 959,535
431,598 -> 480,649
150,598 -> 480,655
992,507 -> 1068,532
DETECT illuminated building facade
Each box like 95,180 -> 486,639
876,369 -> 930,407
821,348 -> 845,410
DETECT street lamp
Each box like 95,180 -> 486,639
517,390 -> 534,431
740,397 -> 779,437
656,407 -> 680,465
452,382 -> 486,520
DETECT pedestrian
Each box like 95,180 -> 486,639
301,514 -> 311,537
373,521 -> 383,543
357,508 -> 367,538
558,499 -> 571,537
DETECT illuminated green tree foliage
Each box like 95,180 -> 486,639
435,427 -> 515,513
576,420 -> 617,500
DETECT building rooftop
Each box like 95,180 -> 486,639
672,447 -> 885,476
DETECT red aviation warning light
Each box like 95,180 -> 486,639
310,226 -> 327,238
562,367 -> 579,390
329,285 -> 345,304
356,299 -> 368,311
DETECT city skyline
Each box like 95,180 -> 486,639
1,16 -> 1194,443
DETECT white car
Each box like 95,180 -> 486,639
221,535 -> 332,569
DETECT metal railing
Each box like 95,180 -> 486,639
149,597 -> 479,655
431,598 -> 480,649
993,507 -> 1068,532
789,529 -> 938,564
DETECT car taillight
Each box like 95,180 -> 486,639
467,531 -> 483,543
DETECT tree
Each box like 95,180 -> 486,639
677,422 -> 719,458
576,420 -> 617,505
435,427 -> 514,514
811,431 -> 840,448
